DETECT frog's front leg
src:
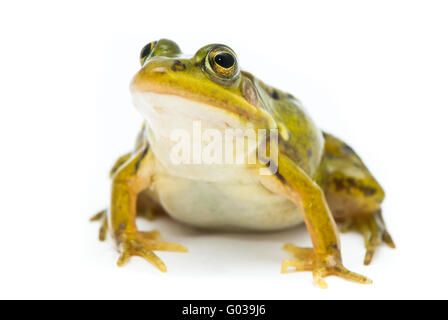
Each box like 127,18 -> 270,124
91,154 -> 166,240
261,154 -> 371,288
90,152 -> 133,241
108,144 -> 187,271
109,152 -> 132,178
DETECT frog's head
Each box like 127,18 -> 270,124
130,39 -> 273,136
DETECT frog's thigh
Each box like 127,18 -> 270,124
324,169 -> 384,222
321,133 -> 395,264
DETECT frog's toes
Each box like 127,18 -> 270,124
281,244 -> 372,289
90,209 -> 108,241
311,264 -> 372,289
116,231 -> 188,272
140,230 -> 162,240
342,210 -> 395,265
363,228 -> 395,266
90,209 -> 106,222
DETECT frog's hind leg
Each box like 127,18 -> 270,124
340,209 -> 395,265
319,133 -> 395,265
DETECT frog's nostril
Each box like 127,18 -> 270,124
171,60 -> 186,72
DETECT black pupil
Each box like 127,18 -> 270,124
214,52 -> 235,69
140,43 -> 152,59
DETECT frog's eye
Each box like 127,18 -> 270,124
204,46 -> 240,84
140,41 -> 157,65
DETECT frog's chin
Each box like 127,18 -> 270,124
131,91 -> 260,181
131,91 -> 251,137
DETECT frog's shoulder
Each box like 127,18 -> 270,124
247,74 -> 325,178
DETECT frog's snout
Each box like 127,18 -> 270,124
130,60 -> 174,93
143,62 -> 171,75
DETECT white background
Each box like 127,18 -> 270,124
1,0 -> 447,299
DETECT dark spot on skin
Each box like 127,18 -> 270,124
307,149 -> 313,159
353,162 -> 363,169
275,171 -> 287,184
332,176 -> 378,198
171,60 -> 186,72
342,144 -> 354,155
333,177 -> 356,194
347,178 -> 356,187
331,243 -> 339,251
271,90 -> 280,100
115,223 -> 127,244
135,145 -> 149,172
333,178 -> 346,192
361,186 -> 377,197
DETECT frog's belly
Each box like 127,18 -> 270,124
152,174 -> 304,231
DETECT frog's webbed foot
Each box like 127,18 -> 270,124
281,244 -> 372,289
90,209 -> 108,241
341,210 -> 395,265
116,231 -> 188,272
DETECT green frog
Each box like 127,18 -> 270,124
91,39 -> 395,288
